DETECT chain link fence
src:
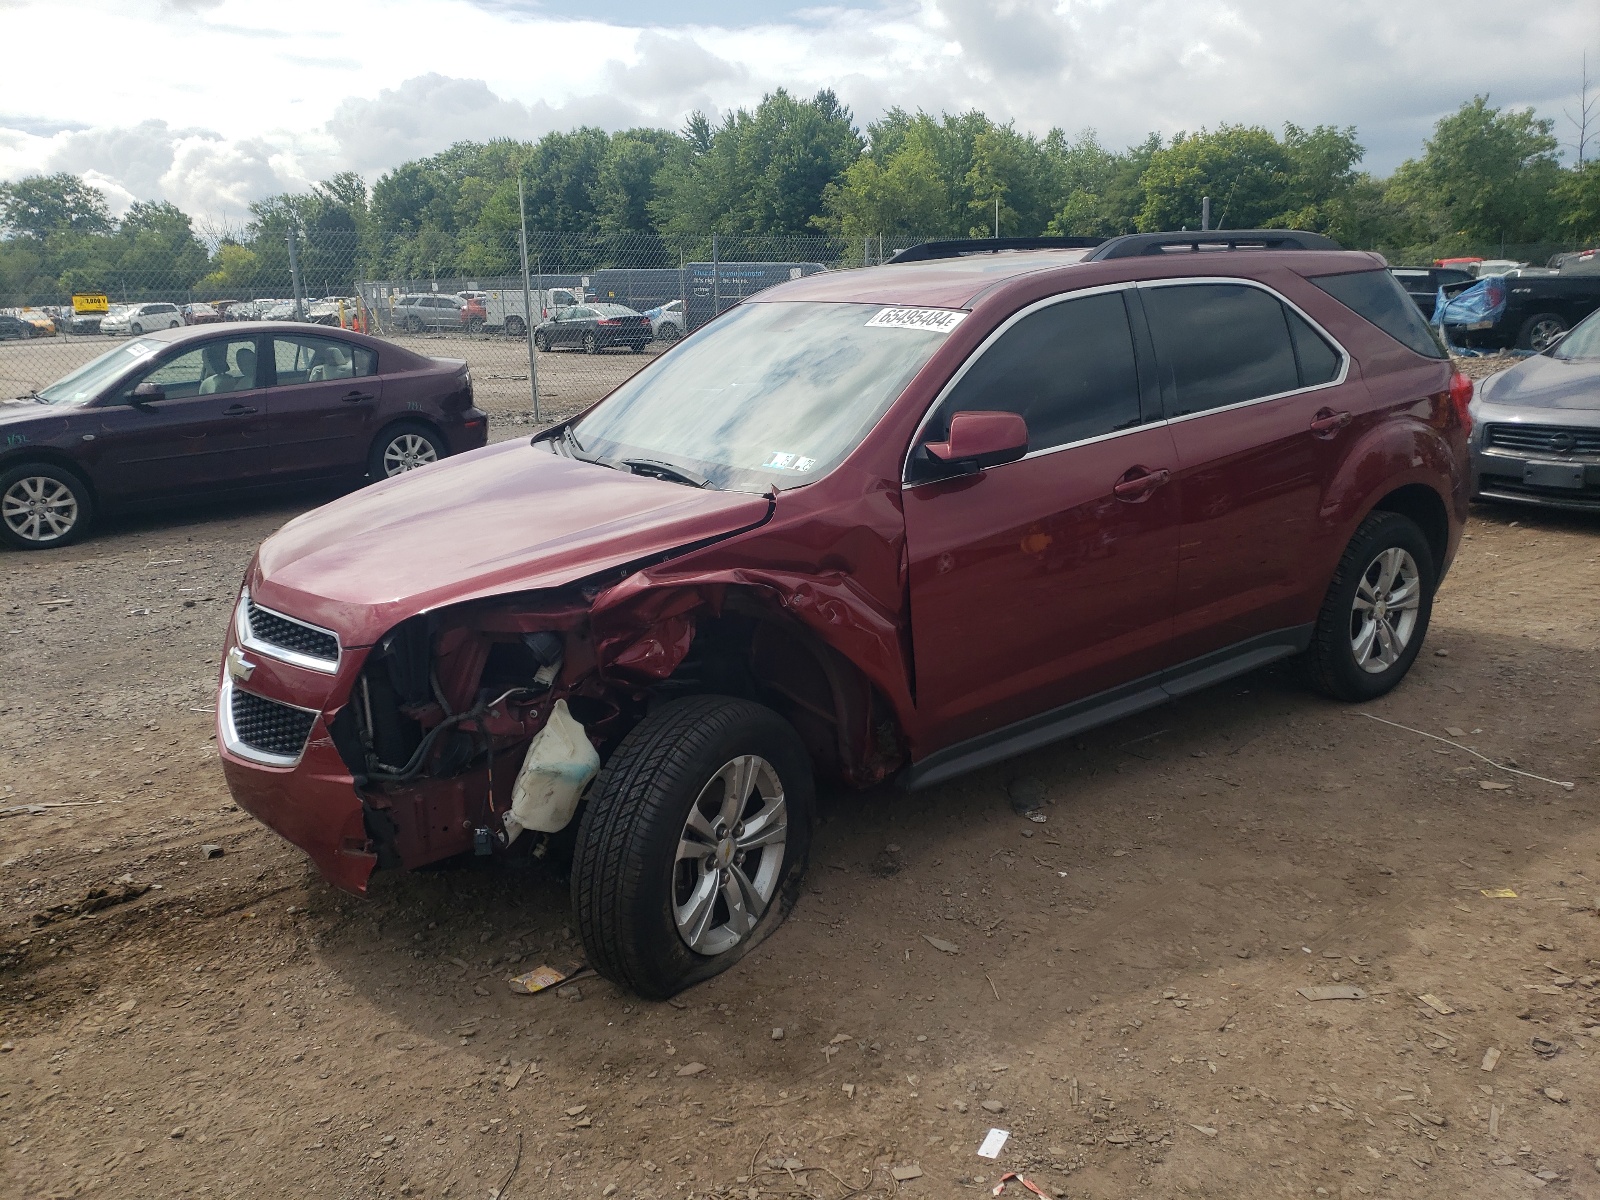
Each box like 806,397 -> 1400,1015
0,231 -> 907,439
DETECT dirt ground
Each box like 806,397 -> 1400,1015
2,357 -> 1599,1200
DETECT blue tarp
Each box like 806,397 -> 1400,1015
1433,275 -> 1507,328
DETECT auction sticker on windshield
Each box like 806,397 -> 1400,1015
762,453 -> 817,472
865,307 -> 967,333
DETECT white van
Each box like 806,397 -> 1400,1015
479,287 -> 584,336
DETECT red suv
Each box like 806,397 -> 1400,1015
217,231 -> 1471,998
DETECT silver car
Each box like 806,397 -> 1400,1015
1469,309 -> 1600,512
100,302 -> 184,335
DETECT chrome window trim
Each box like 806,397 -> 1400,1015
900,275 -> 1352,486
235,589 -> 341,674
218,676 -> 319,768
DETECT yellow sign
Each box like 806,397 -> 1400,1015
72,293 -> 109,314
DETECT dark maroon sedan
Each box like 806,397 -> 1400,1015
0,322 -> 486,550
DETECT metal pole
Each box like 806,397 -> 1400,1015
1201,196 -> 1211,231
711,232 -> 720,318
287,228 -> 305,320
994,195 -> 999,238
518,177 -> 541,423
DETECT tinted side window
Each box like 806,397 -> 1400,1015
1286,309 -> 1341,386
1309,269 -> 1446,359
930,291 -> 1142,454
1142,283 -> 1300,417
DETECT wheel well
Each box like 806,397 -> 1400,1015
0,452 -> 99,505
371,416 -> 446,455
656,599 -> 904,788
1371,483 -> 1448,569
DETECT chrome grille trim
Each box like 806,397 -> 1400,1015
219,678 -> 320,767
236,590 -> 341,673
1485,423 -> 1600,460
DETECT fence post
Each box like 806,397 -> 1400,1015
287,228 -> 305,320
517,177 -> 541,424
712,232 -> 720,318
1201,196 -> 1211,231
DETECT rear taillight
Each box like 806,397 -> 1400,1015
597,318 -> 618,326
1448,370 -> 1473,435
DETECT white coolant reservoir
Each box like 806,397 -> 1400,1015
503,700 -> 601,841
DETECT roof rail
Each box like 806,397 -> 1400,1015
886,236 -> 1106,264
1084,229 -> 1341,260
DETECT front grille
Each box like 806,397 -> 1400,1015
1485,424 -> 1600,459
230,687 -> 317,760
247,600 -> 339,664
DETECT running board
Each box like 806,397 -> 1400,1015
900,625 -> 1313,791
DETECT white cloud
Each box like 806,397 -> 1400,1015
0,0 -> 1594,223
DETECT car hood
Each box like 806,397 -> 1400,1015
250,439 -> 773,646
1477,353 -> 1600,413
0,399 -> 60,427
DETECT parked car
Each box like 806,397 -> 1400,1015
100,302 -> 184,335
644,299 -> 686,343
0,323 -> 486,551
1391,266 -> 1475,320
534,303 -> 652,353
1468,305 -> 1600,511
391,293 -> 484,334
184,302 -> 223,325
1449,270 -> 1600,352
0,314 -> 35,340
214,229 -> 1470,999
1472,259 -> 1525,278
17,310 -> 58,336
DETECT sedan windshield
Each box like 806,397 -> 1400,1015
1550,310 -> 1600,361
572,301 -> 957,492
34,339 -> 161,404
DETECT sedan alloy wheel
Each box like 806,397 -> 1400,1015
381,432 -> 440,476
1,472 -> 83,547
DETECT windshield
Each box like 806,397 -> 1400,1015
572,301 -> 958,492
34,338 -> 162,404
1550,309 -> 1600,361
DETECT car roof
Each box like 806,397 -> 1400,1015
760,247 -> 1381,310
134,321 -> 408,355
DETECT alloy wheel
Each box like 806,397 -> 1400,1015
381,433 -> 439,476
2,475 -> 79,544
1349,546 -> 1420,673
1527,318 -> 1565,352
672,755 -> 788,957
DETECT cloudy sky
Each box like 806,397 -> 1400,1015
1,0 -> 1595,222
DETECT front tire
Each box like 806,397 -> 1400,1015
367,422 -> 445,479
572,695 -> 814,999
1304,511 -> 1435,702
534,331 -> 550,352
658,323 -> 682,344
130,323 -> 143,335
0,463 -> 94,550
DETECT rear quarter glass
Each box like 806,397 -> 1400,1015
1309,269 -> 1446,359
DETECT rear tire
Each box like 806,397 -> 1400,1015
367,422 -> 446,480
465,317 -> 484,335
1304,511 -> 1435,702
0,462 -> 94,550
572,695 -> 814,999
505,316 -> 526,338
583,332 -> 599,355
658,323 -> 682,344
130,323 -> 143,335
1515,313 -> 1567,352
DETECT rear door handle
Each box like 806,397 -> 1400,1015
1310,407 -> 1352,437
1112,466 -> 1171,502
224,404 -> 258,416
342,391 -> 375,403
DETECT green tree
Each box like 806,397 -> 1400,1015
0,173 -> 112,239
1386,96 -> 1562,251
1137,125 -> 1294,231
1556,159 -> 1600,241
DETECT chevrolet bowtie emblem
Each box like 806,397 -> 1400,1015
227,647 -> 256,683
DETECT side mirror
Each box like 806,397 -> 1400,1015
923,411 -> 1029,474
131,381 -> 166,405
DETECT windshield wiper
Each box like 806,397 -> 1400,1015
15,391 -> 45,403
621,458 -> 717,489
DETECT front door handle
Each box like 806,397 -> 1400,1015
342,390 -> 375,403
223,404 -> 258,416
1112,466 -> 1171,502
1310,407 -> 1352,438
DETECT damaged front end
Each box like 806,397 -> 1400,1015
312,577 -> 908,887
